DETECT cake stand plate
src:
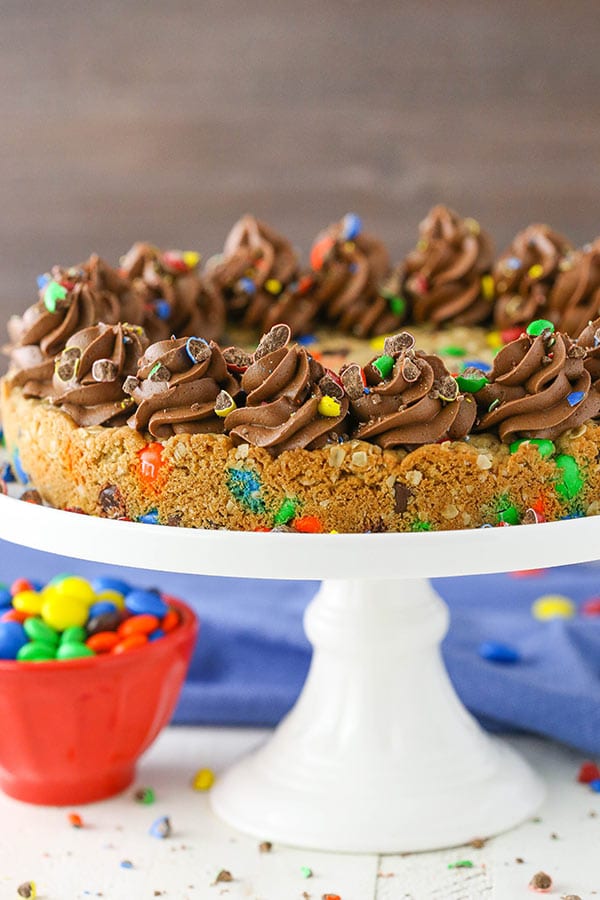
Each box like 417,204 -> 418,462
1,497 -> 596,851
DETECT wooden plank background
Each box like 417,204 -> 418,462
1,0 -> 600,321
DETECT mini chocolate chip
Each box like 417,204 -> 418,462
92,358 -> 118,382
259,841 -> 272,853
214,869 -> 233,883
393,482 -> 413,514
254,323 -> 291,360
99,484 -> 127,518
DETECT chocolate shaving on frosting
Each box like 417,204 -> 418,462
404,205 -> 494,326
127,336 -> 239,438
475,329 -> 600,441
493,224 -> 572,330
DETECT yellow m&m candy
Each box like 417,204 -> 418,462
532,594 -> 576,621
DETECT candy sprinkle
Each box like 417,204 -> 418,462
448,860 -> 474,869
300,866 -> 313,878
479,641 -> 520,664
567,391 -> 585,407
192,768 -> 215,791
532,594 -> 576,621
149,815 -> 172,839
134,787 -> 156,804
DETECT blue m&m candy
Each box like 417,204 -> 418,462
125,590 -> 168,618
91,576 -> 131,596
0,621 -> 28,660
478,640 -> 520,664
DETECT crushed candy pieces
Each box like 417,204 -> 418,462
16,884 -> 36,899
529,870 -> 552,892
149,815 -> 172,839
214,869 -> 233,884
447,860 -> 474,869
67,812 -> 83,828
134,786 -> 156,804
577,761 -> 600,783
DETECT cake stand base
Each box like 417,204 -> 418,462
211,578 -> 544,853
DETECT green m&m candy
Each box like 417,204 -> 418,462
509,438 -> 555,459
24,617 -> 59,646
17,641 -> 57,662
56,642 -> 95,661
43,281 -> 68,313
526,319 -> 555,337
456,369 -> 489,393
372,354 -> 395,380
555,454 -> 584,500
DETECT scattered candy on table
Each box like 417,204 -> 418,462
531,594 -> 576,621
67,812 -> 83,829
478,641 -> 520,664
0,575 -> 183,661
16,883 -> 36,898
134,787 -> 156,804
529,870 -> 552,892
577,761 -> 600,783
149,815 -> 172,839
192,768 -> 215,791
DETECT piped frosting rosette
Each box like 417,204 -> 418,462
119,243 -> 225,343
546,239 -> 600,336
493,224 -> 572,330
342,332 -> 476,448
404,205 -> 494,326
307,213 -> 395,336
7,258 -> 128,396
474,320 -> 600,441
206,216 -> 299,328
50,323 -> 148,427
223,324 -> 349,452
125,336 -> 240,438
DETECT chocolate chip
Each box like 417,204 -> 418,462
167,512 -> 183,527
254,323 -> 291,360
99,483 -> 127,518
259,841 -> 272,853
92,358 -> 118,382
384,332 -> 415,356
393,482 -> 413,514
214,869 -> 233,883
340,364 -> 365,400
20,489 -> 43,504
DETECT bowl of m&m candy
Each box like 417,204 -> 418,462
0,573 -> 198,805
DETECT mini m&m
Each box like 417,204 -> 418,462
0,575 -> 183,662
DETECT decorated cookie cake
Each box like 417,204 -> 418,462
3,206 -> 600,533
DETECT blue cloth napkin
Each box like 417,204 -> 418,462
2,538 -> 600,755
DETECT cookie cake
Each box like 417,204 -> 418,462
3,205 -> 600,533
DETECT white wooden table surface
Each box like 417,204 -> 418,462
0,727 -> 598,900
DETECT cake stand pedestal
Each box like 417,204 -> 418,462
1,499 -> 599,851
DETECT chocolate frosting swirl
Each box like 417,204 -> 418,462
206,216 -> 299,328
120,243 -> 225,343
493,224 -> 572,330
50,323 -> 148,427
126,336 -> 239,438
575,316 -> 600,381
346,332 -> 476,448
404,205 -> 494,326
475,329 -> 600,441
6,258 -> 129,397
307,214 -> 393,337
224,325 -> 349,452
546,240 -> 600,336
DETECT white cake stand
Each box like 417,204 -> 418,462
2,497 -> 599,852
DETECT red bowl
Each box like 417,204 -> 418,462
0,595 -> 198,805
